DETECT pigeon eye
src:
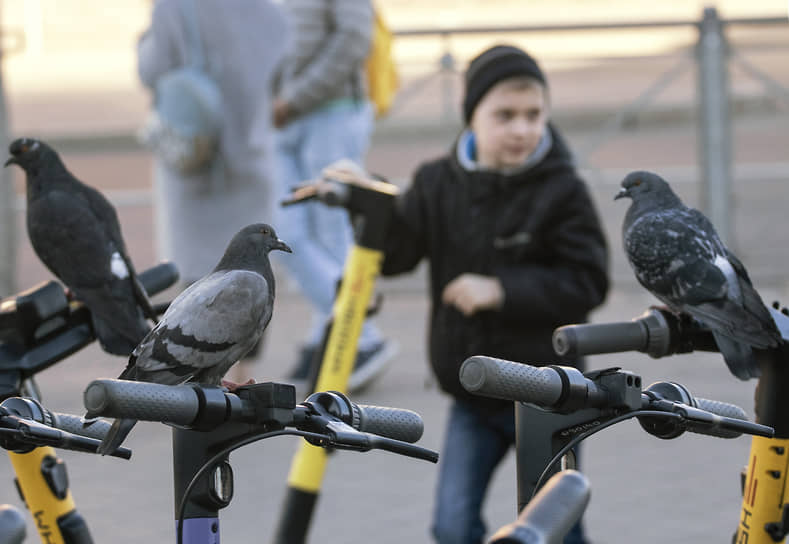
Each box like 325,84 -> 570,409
633,179 -> 642,186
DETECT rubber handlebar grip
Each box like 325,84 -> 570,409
356,404 -> 424,444
553,321 -> 648,358
459,356 -> 563,406
687,397 -> 749,439
83,379 -> 199,425
488,470 -> 591,544
50,412 -> 113,441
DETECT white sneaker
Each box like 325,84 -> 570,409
348,340 -> 399,393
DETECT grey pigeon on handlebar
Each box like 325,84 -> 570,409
5,137 -> 158,356
616,171 -> 781,380
92,223 -> 291,455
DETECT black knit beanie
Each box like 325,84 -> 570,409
463,45 -> 547,124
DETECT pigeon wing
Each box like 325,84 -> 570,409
725,250 -> 781,342
27,190 -> 150,351
624,208 -> 727,307
27,189 -> 110,287
130,270 -> 272,385
677,209 -> 780,348
681,253 -> 781,349
628,208 -> 780,350
79,182 -> 158,321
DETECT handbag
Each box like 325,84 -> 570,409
139,0 -> 222,175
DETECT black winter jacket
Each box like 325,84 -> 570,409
381,126 -> 610,413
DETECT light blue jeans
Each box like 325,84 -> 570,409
432,400 -> 587,544
273,100 -> 382,350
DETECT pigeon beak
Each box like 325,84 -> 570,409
274,239 -> 292,253
614,187 -> 629,200
4,157 -> 17,167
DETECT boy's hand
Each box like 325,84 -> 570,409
442,274 -> 504,316
322,158 -> 368,179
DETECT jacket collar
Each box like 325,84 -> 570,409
455,127 -> 553,176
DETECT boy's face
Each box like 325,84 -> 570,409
470,79 -> 549,171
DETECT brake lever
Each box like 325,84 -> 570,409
674,404 -> 774,438
323,421 -> 373,451
365,434 -> 439,463
647,398 -> 774,438
323,421 -> 439,463
1,414 -> 132,459
20,420 -> 133,459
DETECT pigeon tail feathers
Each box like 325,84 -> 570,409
684,299 -> 780,350
712,331 -> 760,380
97,418 -> 136,456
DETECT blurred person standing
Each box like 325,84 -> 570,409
138,0 -> 287,283
137,0 -> 288,375
272,0 -> 396,392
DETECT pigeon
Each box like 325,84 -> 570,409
6,137 -> 157,355
616,170 -> 781,380
92,223 -> 291,455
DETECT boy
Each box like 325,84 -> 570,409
380,45 -> 609,544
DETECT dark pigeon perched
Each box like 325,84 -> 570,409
6,137 -> 157,355
616,170 -> 781,380
92,223 -> 291,455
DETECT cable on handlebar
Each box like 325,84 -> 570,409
174,405 -> 436,543
175,429 -> 331,544
531,410 -> 684,499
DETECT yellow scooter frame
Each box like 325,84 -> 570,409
9,445 -> 88,544
0,262 -> 178,543
273,171 -> 399,544
735,352 -> 789,543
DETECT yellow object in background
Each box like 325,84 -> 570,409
366,7 -> 399,118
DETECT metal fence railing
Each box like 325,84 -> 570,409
1,7 -> 787,294
386,7 -> 789,245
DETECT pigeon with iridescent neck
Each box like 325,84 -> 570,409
6,137 -> 157,355
92,223 -> 291,455
616,170 -> 781,380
